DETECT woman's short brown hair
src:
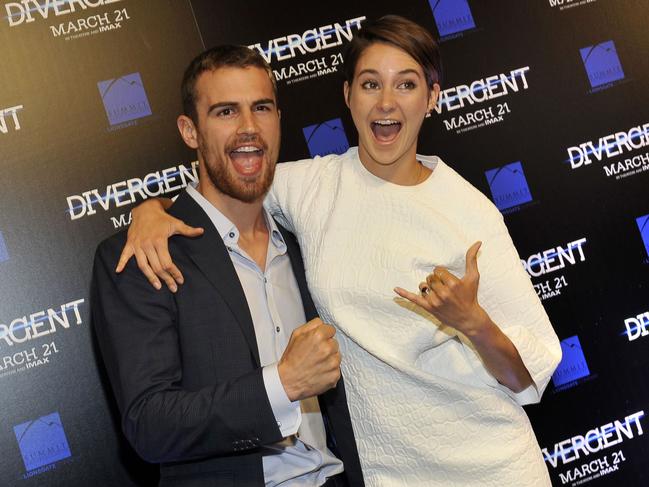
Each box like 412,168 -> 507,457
343,15 -> 442,90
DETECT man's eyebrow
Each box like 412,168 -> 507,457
206,98 -> 276,114
207,101 -> 239,114
253,98 -> 276,106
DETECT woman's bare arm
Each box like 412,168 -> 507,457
116,198 -> 203,292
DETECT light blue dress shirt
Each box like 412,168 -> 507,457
186,185 -> 343,486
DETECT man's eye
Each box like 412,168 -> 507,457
218,108 -> 234,116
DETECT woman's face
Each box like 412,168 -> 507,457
344,42 -> 439,172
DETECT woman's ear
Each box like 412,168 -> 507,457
343,81 -> 351,109
427,83 -> 441,114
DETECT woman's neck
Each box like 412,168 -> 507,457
357,145 -> 431,186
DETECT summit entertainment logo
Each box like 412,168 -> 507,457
302,118 -> 349,158
97,72 -> 152,128
580,41 -> 625,91
13,412 -> 71,477
430,0 -> 476,38
552,335 -> 591,390
485,161 -> 533,213
637,214 -> 649,259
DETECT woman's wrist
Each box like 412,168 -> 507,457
461,306 -> 495,341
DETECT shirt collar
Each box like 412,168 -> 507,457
185,182 -> 286,253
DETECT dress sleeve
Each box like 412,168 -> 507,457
264,162 -> 295,233
474,209 -> 562,405
265,156 -> 334,235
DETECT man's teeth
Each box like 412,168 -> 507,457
373,120 -> 400,126
232,146 -> 261,153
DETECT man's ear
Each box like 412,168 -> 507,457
343,81 -> 351,109
177,115 -> 199,149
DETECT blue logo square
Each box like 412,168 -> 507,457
485,161 -> 533,211
97,72 -> 152,126
14,412 -> 72,472
302,118 -> 350,158
430,0 -> 476,36
637,214 -> 649,257
552,336 -> 590,387
580,41 -> 625,88
0,231 -> 8,262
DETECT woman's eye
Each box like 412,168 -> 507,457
361,80 -> 379,90
399,81 -> 416,89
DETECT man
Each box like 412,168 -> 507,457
91,45 -> 364,487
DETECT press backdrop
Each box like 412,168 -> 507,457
1,1 -> 648,485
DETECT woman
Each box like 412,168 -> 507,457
118,16 -> 561,486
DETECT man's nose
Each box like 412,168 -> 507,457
237,109 -> 259,135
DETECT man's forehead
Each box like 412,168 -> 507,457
195,66 -> 276,104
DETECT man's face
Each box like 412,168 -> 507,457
180,66 -> 281,203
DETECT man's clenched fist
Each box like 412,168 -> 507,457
277,318 -> 341,401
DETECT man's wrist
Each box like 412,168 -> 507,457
277,360 -> 299,402
263,364 -> 301,436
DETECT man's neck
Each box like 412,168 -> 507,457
197,179 -> 270,270
197,179 -> 266,234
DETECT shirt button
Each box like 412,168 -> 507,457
263,277 -> 267,283
276,326 -> 280,333
228,232 -> 235,238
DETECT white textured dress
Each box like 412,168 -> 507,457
265,147 -> 562,487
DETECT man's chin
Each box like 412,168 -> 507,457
219,179 -> 272,203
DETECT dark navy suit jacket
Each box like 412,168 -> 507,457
91,191 -> 364,487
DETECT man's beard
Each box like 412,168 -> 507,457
200,136 -> 276,203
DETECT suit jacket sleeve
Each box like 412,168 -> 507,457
91,233 -> 283,463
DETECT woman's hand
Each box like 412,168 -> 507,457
395,241 -> 533,392
115,198 -> 204,292
395,241 -> 485,336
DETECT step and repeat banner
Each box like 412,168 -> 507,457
1,0 -> 647,485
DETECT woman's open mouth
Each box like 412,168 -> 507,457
371,119 -> 402,143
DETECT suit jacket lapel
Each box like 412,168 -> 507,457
168,191 -> 261,366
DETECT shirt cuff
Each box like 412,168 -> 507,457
262,363 -> 302,437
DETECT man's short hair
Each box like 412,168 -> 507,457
181,45 -> 278,123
